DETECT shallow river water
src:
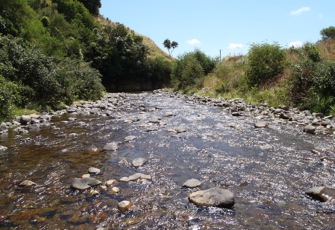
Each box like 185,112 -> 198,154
0,92 -> 334,229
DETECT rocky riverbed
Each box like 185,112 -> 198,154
0,90 -> 334,229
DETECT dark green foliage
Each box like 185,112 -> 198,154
172,50 -> 216,91
163,38 -> 178,56
0,35 -> 104,110
320,26 -> 335,40
77,0 -> 101,16
246,43 -> 286,87
290,43 -> 335,113
0,75 -> 21,119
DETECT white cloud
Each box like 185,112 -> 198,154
290,6 -> 311,16
187,39 -> 200,46
228,43 -> 244,49
288,41 -> 304,48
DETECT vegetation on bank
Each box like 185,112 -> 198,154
171,29 -> 335,115
0,0 -> 171,121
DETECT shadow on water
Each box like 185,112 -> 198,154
0,92 -> 334,229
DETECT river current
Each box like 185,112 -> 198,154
0,91 -> 334,229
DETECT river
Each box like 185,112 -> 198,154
0,91 -> 334,229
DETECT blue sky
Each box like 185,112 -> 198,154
100,1 -> 334,58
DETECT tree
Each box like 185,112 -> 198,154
163,38 -> 178,56
320,26 -> 335,40
77,0 -> 101,16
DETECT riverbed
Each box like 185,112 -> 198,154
0,91 -> 334,229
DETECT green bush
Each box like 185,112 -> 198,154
290,43 -> 335,113
246,43 -> 286,87
171,50 -> 216,91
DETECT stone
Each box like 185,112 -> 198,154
303,125 -> 316,134
120,173 -> 152,182
88,167 -> 101,174
254,122 -> 268,128
174,127 -> 187,133
306,186 -> 335,202
19,180 -> 37,187
106,179 -> 117,187
20,115 -> 31,125
132,158 -> 147,168
188,187 -> 235,208
0,145 -> 8,151
103,142 -> 118,151
111,187 -> 120,193
82,174 -> 90,178
118,200 -> 133,212
124,135 -> 137,142
183,178 -> 203,188
71,177 -> 102,190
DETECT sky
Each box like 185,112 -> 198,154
100,1 -> 335,58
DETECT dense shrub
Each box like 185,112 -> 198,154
290,43 -> 335,113
246,43 -> 286,87
0,35 -> 104,110
171,50 -> 216,91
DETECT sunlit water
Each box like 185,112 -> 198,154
0,92 -> 334,229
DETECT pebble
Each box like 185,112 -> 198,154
19,180 -> 37,187
183,178 -> 203,188
188,187 -> 235,208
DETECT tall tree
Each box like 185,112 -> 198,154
320,26 -> 335,40
163,38 -> 178,56
77,0 -> 101,16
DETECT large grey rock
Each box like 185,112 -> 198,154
183,178 -> 203,188
71,177 -> 102,190
306,186 -> 335,202
188,187 -> 235,208
103,142 -> 118,151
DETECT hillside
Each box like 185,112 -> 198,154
0,0 -> 172,121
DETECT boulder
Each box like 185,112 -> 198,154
188,187 -> 235,208
20,115 -> 31,125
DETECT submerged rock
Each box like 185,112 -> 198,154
306,186 -> 335,202
19,180 -> 37,187
71,177 -> 102,190
254,122 -> 268,128
103,142 -> 118,151
88,167 -> 101,174
188,187 -> 235,208
183,178 -> 203,188
0,145 -> 8,152
132,158 -> 147,168
124,135 -> 137,142
120,173 -> 152,182
118,200 -> 133,212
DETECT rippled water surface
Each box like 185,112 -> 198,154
0,92 -> 334,229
